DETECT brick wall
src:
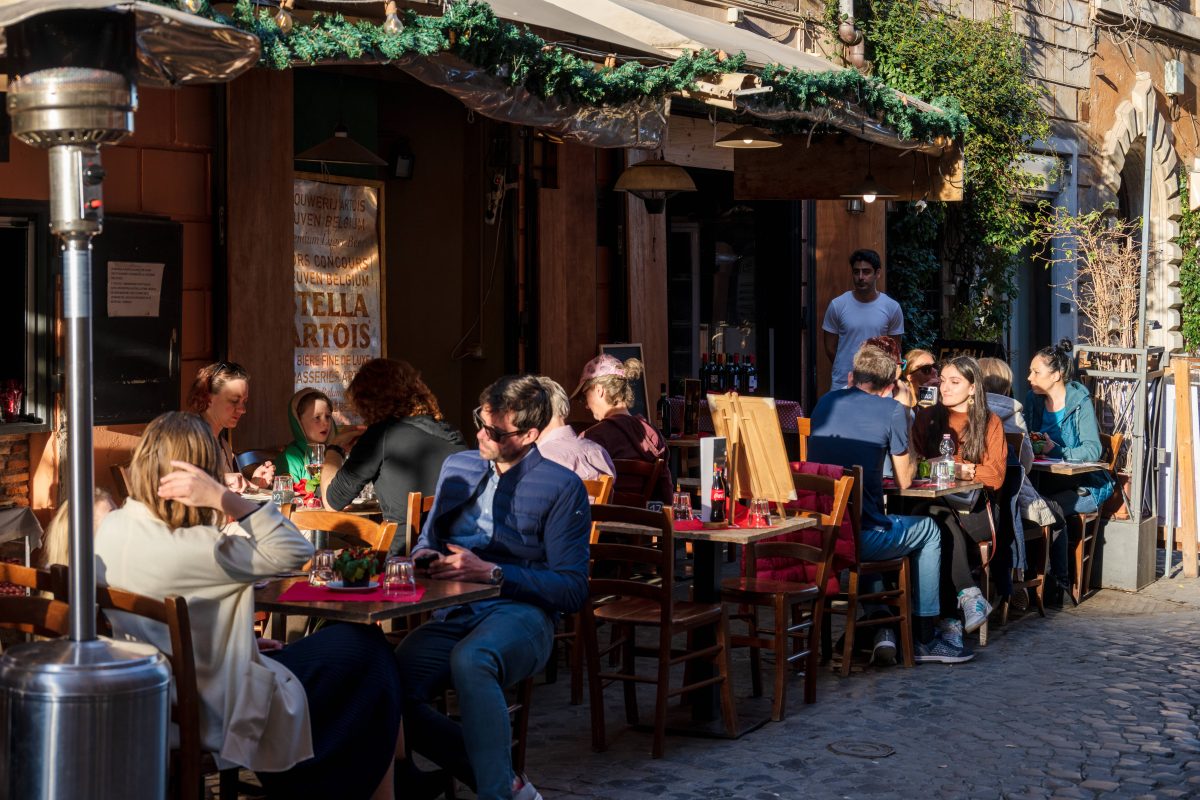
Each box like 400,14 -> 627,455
0,435 -> 31,507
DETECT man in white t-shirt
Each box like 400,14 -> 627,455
822,248 -> 904,391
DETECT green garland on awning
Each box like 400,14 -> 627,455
168,0 -> 969,143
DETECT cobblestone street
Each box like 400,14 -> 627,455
519,577 -> 1200,800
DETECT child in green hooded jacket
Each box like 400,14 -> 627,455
275,388 -> 339,491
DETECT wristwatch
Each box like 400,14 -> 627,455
326,444 -> 346,458
488,564 -> 504,585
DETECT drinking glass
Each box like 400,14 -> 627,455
672,492 -> 693,522
383,557 -> 417,598
271,475 -> 294,508
308,549 -> 335,587
749,498 -> 771,528
306,444 -> 325,482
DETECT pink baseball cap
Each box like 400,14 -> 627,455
571,354 -> 625,397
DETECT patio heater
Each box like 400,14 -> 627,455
0,8 -> 199,797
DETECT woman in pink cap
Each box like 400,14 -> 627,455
572,354 -> 674,504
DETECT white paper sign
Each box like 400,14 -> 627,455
106,261 -> 164,317
293,179 -> 382,423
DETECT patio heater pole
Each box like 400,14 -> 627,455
0,12 -> 170,798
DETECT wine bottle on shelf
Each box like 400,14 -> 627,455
744,355 -> 759,395
731,353 -> 744,394
656,382 -> 672,441
712,353 -> 727,392
710,460 -> 727,523
699,353 -> 710,388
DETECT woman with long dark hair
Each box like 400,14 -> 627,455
1023,339 -> 1113,604
911,355 -> 1007,641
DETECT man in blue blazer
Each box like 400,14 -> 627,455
397,374 -> 591,800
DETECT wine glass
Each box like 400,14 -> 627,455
306,444 -> 325,483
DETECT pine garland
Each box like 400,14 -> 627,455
161,0 -> 968,143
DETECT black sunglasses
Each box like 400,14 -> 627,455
473,406 -> 528,441
912,363 -> 939,375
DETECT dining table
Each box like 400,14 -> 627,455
255,575 -> 499,628
883,479 -> 985,499
1028,459 -> 1107,476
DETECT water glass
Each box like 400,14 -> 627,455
271,475 -> 294,507
306,444 -> 326,481
384,557 -> 417,598
309,549 -> 335,587
749,498 -> 771,528
672,492 -> 693,522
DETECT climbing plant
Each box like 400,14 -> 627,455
1178,173 -> 1200,353
830,0 -> 1050,341
886,202 -> 944,351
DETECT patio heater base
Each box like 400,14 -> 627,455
1096,516 -> 1158,592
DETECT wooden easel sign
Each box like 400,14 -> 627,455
708,393 -> 796,509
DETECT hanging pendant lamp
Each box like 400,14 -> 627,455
840,145 -> 898,203
714,125 -> 781,149
614,157 -> 696,214
295,124 -> 386,166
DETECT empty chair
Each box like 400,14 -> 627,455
289,509 -> 398,554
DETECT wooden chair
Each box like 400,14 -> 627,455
581,504 -> 738,758
235,449 -> 280,482
822,467 -> 915,676
0,562 -> 68,599
609,458 -> 665,507
403,491 -> 437,556
0,596 -> 71,637
721,468 -> 852,721
1068,432 -> 1123,604
290,509 -> 398,554
547,474 -> 614,704
796,417 -> 811,462
94,585 -> 240,800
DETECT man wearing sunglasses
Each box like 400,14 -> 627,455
396,375 -> 591,800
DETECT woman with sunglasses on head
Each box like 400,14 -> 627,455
902,349 -> 941,408
911,355 -> 1006,640
319,359 -> 465,555
572,354 -> 674,504
1023,339 -> 1113,604
188,361 -> 274,493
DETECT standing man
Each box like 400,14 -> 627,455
822,248 -> 905,392
397,375 -> 591,800
806,343 -> 972,665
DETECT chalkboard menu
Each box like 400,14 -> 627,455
90,216 -> 183,424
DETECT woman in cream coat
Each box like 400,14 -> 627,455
95,412 -> 402,799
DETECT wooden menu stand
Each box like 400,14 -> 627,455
708,392 -> 797,511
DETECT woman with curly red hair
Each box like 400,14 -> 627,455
319,359 -> 465,554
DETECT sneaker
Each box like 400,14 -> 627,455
914,633 -> 975,664
958,587 -> 993,633
936,618 -> 964,650
871,628 -> 898,667
514,775 -> 545,800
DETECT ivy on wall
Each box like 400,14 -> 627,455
154,0 -> 969,144
829,0 -> 1050,341
886,201 -> 945,350
1177,173 -> 1200,353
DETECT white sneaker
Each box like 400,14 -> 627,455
514,775 -> 544,800
958,587 -> 993,633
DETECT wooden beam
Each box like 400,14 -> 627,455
665,116 -> 736,172
1174,358 -> 1198,577
624,150 -> 669,410
734,134 -> 963,201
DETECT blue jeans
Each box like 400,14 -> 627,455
1043,489 -> 1099,582
859,514 -> 942,617
394,600 -> 554,800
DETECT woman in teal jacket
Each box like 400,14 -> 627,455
1023,339 -> 1114,603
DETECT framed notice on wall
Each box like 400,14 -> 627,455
293,173 -> 387,424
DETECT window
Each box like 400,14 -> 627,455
0,202 -> 53,432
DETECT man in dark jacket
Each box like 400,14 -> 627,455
396,375 -> 591,800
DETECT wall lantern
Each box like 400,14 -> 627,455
614,157 -> 696,214
392,138 -> 415,179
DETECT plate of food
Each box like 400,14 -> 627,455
326,580 -> 380,592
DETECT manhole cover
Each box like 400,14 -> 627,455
827,741 -> 895,759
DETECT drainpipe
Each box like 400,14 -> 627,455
837,0 -> 866,69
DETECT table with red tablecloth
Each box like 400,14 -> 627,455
666,396 -> 804,436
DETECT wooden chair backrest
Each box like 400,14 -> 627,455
110,462 -> 132,503
841,465 -> 865,567
748,469 -> 853,589
588,504 -> 674,625
797,417 -> 811,462
1003,431 -> 1024,453
236,449 -> 280,481
1100,432 -> 1123,472
0,562 -> 67,598
404,492 -> 438,556
0,596 -> 71,637
583,475 -> 615,505
97,586 -> 202,795
610,458 -> 664,507
291,509 -> 397,553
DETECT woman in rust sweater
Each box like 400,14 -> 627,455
912,354 -> 1006,637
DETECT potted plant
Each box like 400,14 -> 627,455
333,547 -> 380,588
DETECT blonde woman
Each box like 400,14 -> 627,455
902,348 -> 940,408
37,487 -> 117,568
571,354 -> 673,503
95,412 -> 403,799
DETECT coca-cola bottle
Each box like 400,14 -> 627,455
710,461 -> 727,523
